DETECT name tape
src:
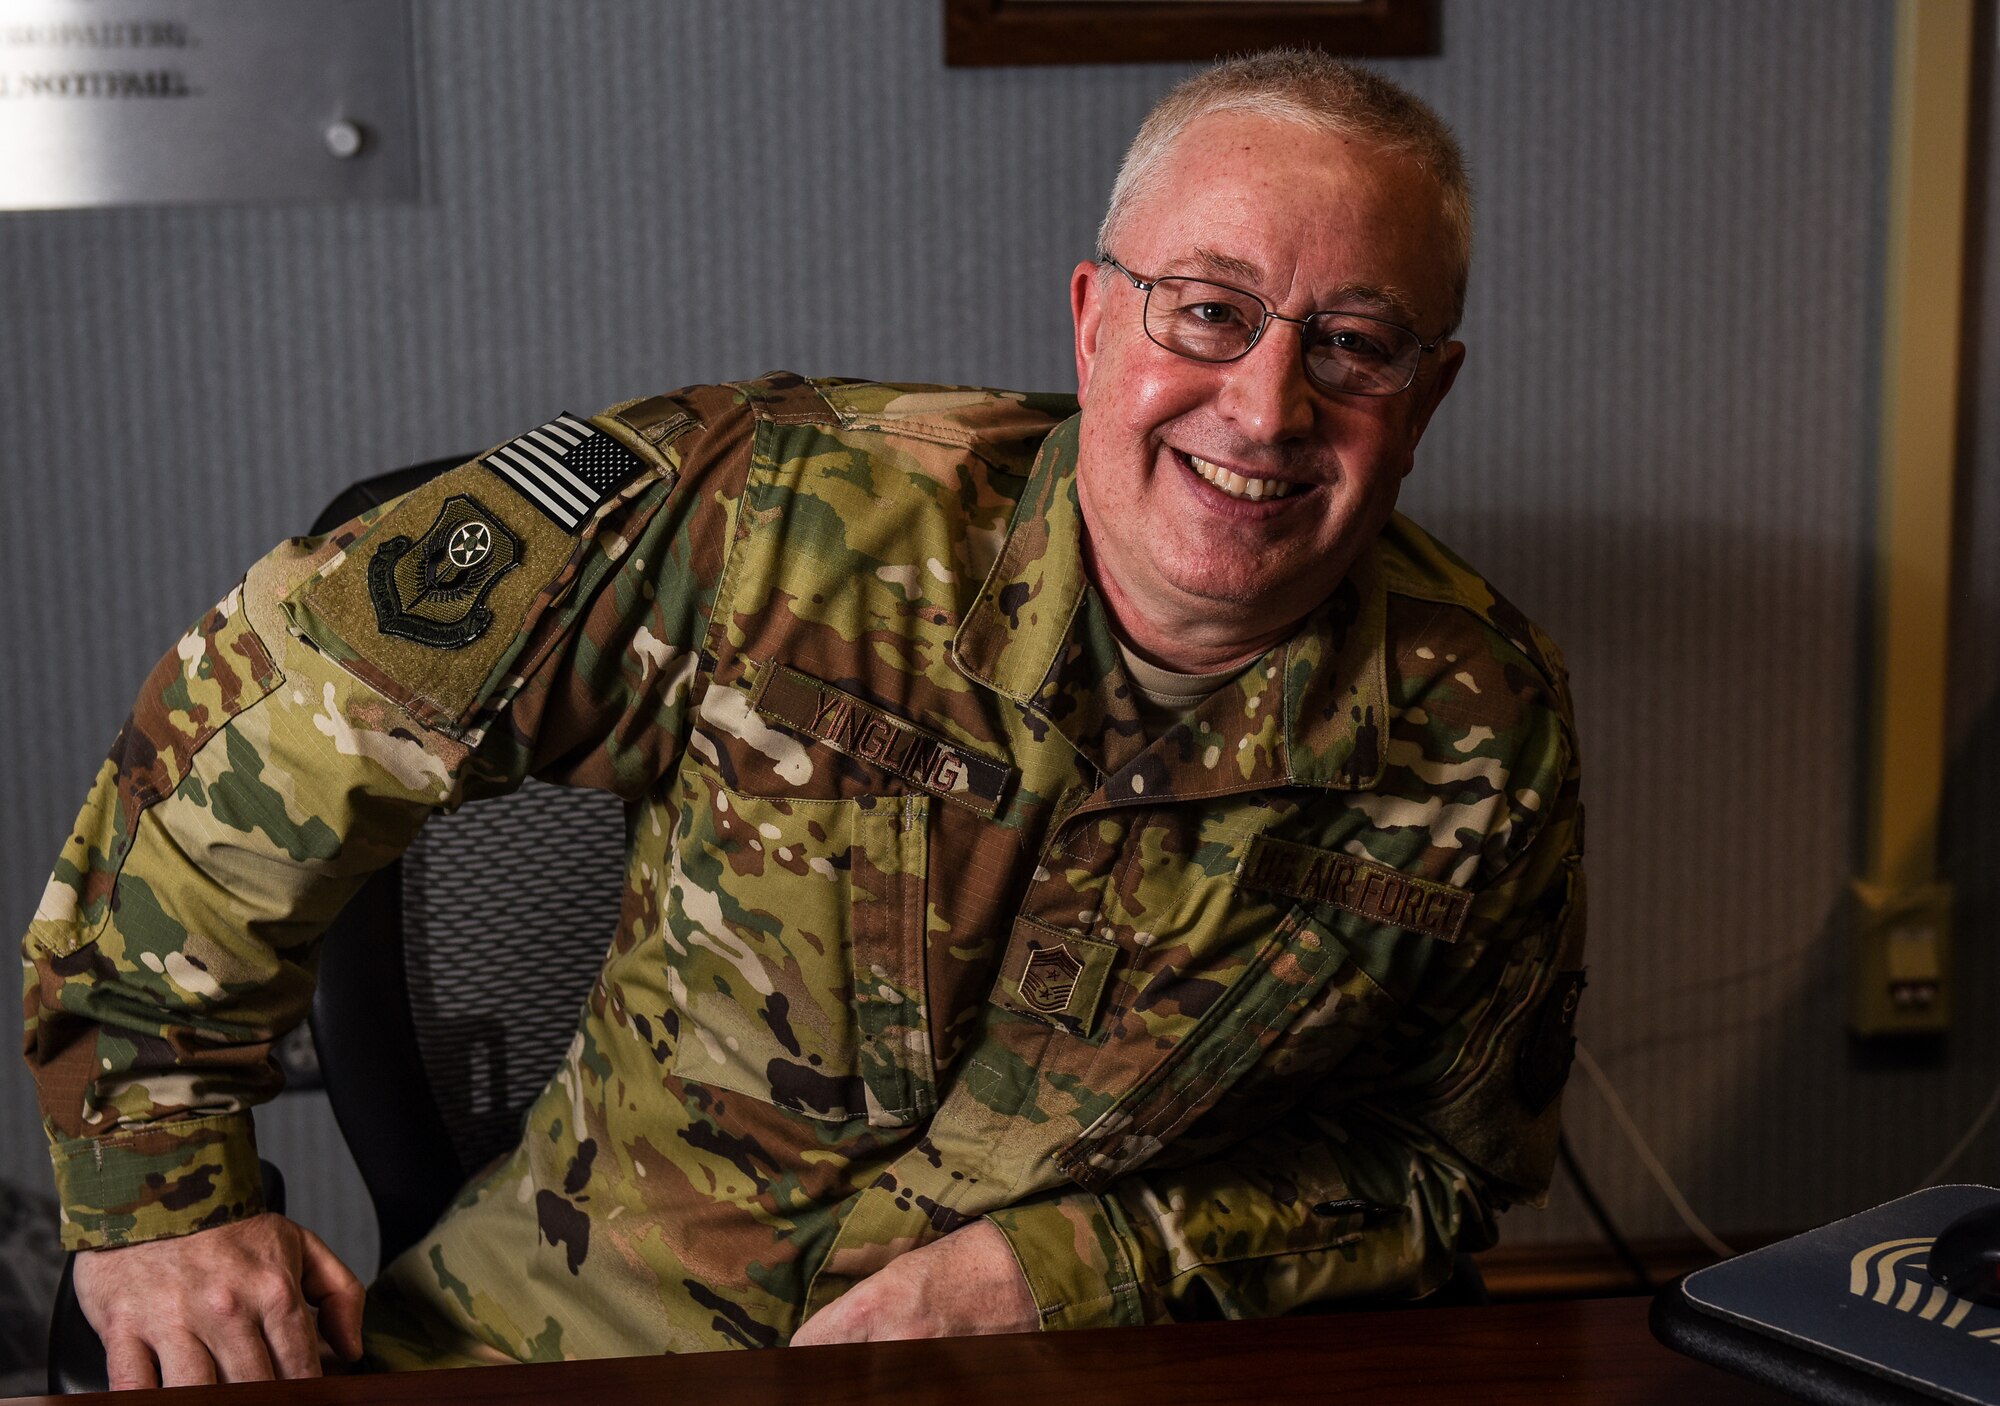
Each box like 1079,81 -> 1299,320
753,664 -> 1013,816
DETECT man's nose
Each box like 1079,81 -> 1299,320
1215,320 -> 1317,443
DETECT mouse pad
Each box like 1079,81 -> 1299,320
1670,1184 -> 2000,1405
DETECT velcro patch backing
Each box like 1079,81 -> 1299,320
286,462 -> 593,733
1239,834 -> 1470,943
751,663 -> 1013,816
992,917 -> 1119,1038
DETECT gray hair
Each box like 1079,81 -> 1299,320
1097,49 -> 1472,335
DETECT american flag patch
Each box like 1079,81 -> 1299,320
482,414 -> 649,531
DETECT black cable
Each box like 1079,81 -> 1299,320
1558,1130 -> 1656,1293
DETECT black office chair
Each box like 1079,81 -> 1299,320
47,457 -> 628,1393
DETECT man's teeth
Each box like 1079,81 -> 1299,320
1188,454 -> 1300,501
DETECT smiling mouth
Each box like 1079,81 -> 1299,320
1185,452 -> 1304,502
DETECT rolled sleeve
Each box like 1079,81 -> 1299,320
984,1189 -> 1147,1331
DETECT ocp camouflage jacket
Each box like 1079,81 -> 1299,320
23,373 -> 1584,1364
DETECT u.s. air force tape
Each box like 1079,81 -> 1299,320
751,663 -> 1014,816
1238,833 -> 1471,943
483,413 -> 649,531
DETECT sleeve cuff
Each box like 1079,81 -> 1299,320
985,1188 -> 1149,1331
47,1111 -> 265,1250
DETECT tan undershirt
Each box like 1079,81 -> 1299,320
1116,639 -> 1250,734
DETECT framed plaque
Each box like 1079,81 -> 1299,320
944,0 -> 1438,67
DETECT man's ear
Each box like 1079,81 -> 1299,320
1401,339 -> 1465,468
1070,260 -> 1105,404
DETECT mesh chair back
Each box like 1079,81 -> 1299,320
398,783 -> 626,1175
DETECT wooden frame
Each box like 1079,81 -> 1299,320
945,0 -> 1437,67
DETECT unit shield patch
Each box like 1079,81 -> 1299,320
367,493 -> 523,649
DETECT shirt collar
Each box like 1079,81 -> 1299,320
951,412 -> 1388,795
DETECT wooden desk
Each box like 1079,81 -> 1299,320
5,1297 -> 1786,1405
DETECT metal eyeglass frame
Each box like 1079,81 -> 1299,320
1097,253 -> 1445,397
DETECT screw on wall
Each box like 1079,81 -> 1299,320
324,118 -> 367,159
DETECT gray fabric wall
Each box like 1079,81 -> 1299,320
4,0 -> 1993,1284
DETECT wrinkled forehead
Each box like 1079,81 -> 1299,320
1127,112 -> 1458,322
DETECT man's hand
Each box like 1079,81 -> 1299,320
73,1211 -> 365,1389
789,1219 -> 1038,1346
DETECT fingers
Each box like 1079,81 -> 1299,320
101,1297 -> 309,1386
208,1325 -> 279,1384
790,1285 -> 875,1347
298,1225 -> 367,1361
789,1312 -> 838,1347
77,1215 -> 350,1387
790,1227 -> 1039,1346
259,1298 -> 323,1380
102,1332 -> 160,1392
106,1326 -> 265,1389
152,1333 -> 219,1389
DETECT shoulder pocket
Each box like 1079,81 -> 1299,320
283,418 -> 677,737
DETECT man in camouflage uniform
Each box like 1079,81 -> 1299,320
23,52 -> 1584,1384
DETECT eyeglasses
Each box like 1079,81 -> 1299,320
1098,253 -> 1444,397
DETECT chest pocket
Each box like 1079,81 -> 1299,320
666,764 -> 934,1128
1000,817 -> 1444,1194
1050,904 -> 1396,1192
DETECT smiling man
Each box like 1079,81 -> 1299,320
26,50 -> 1584,1383
1073,103 -> 1466,676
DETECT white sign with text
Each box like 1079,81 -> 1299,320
0,0 -> 417,210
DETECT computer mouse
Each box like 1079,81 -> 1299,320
1928,1199 -> 2000,1306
